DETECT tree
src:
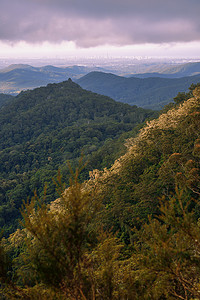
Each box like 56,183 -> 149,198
13,166 -> 100,299
131,188 -> 200,299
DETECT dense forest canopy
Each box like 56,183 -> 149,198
0,79 -> 155,236
0,93 -> 13,108
0,81 -> 200,299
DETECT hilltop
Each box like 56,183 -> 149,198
0,79 -> 154,235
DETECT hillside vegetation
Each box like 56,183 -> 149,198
77,71 -> 200,109
88,85 -> 200,231
0,85 -> 200,299
0,93 -> 13,108
0,79 -> 154,236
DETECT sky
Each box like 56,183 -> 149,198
1,0 -> 200,59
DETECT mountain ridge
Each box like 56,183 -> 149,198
128,61 -> 200,77
77,71 -> 200,109
0,64 -> 109,95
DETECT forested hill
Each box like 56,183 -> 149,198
0,79 -> 153,150
77,71 -> 200,109
0,78 -> 155,235
1,85 -> 200,299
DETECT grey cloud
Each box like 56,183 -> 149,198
1,0 -> 200,47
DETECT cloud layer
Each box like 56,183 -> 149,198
1,0 -> 200,47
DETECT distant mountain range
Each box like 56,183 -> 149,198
128,61 -> 200,78
0,64 -> 109,95
77,72 -> 200,109
1,62 -> 200,109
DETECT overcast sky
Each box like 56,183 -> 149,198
1,0 -> 200,58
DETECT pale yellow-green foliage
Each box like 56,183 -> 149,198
7,229 -> 25,248
2,284 -> 65,300
87,88 -> 200,190
126,88 -> 200,152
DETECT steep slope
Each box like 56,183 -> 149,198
1,86 -> 200,300
86,86 -> 200,233
77,71 -> 200,109
0,79 -> 154,235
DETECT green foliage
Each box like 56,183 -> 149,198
0,234 -> 10,284
0,93 -> 14,108
88,231 -> 123,300
173,83 -> 200,105
0,79 -> 155,236
2,162 -> 200,299
1,85 -> 200,299
0,166 -> 127,299
130,188 -> 200,299
19,167 -> 98,297
90,87 -> 200,241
